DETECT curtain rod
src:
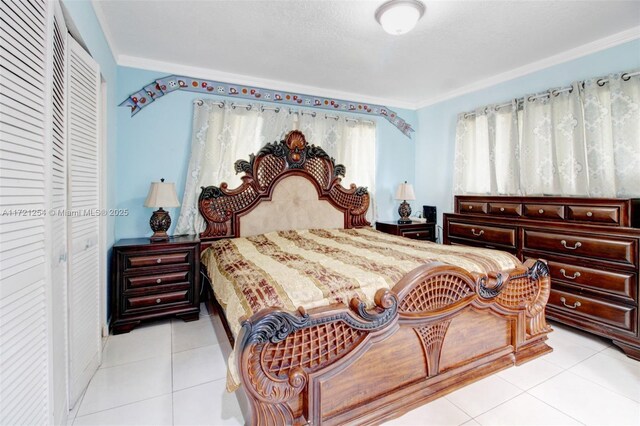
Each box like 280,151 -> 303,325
194,100 -> 375,124
462,70 -> 639,119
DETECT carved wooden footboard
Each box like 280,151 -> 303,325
235,258 -> 552,426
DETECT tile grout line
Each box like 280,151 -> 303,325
171,319 -> 175,426
74,392 -> 174,420
524,390 -> 587,425
173,375 -> 228,394
467,389 -> 527,421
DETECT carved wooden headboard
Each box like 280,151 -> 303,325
197,130 -> 370,243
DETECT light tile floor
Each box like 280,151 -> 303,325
69,305 -> 640,426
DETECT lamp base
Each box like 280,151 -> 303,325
149,208 -> 171,242
397,200 -> 412,224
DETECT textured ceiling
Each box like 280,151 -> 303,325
94,0 -> 640,107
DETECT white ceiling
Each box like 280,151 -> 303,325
93,0 -> 640,108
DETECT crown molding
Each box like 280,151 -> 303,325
91,0 -> 120,62
416,26 -> 640,109
117,54 -> 418,110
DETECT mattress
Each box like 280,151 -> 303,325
202,227 -> 520,336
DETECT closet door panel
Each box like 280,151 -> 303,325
66,35 -> 101,408
0,0 -> 51,424
50,2 -> 70,421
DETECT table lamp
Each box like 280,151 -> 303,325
144,178 -> 180,242
395,181 -> 415,224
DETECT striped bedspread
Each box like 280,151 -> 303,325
201,227 -> 520,339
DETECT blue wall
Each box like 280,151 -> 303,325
115,66 -> 417,239
415,39 -> 640,229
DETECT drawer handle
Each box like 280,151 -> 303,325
416,233 -> 421,237
156,258 -> 162,264
586,211 -> 593,217
560,240 -> 582,250
500,207 -> 505,212
156,278 -> 162,284
560,297 -> 581,309
559,269 -> 581,280
156,298 -> 162,304
471,228 -> 484,237
538,209 -> 545,214
468,205 -> 473,210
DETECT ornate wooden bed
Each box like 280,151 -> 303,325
197,130 -> 552,426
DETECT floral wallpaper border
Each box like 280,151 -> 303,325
119,74 -> 414,138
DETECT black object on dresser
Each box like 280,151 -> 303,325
111,235 -> 201,334
444,195 -> 640,360
376,220 -> 436,242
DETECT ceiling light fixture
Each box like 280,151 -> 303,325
375,0 -> 425,35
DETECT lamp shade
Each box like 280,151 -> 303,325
395,182 -> 415,201
144,180 -> 180,208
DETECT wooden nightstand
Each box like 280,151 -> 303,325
111,235 -> 201,334
375,221 -> 437,242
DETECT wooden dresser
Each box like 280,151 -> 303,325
111,235 -> 201,334
444,196 -> 640,359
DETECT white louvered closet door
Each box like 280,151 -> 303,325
0,0 -> 52,424
66,35 -> 101,407
50,2 -> 70,421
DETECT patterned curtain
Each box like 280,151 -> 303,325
175,100 -> 376,235
454,101 -> 520,195
454,73 -> 640,197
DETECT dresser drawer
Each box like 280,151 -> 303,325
566,205 -> 620,225
523,230 -> 636,267
545,260 -> 636,302
125,250 -> 191,270
448,222 -> 516,248
488,202 -> 522,217
459,201 -> 488,214
548,288 -> 636,333
125,270 -> 191,290
125,290 -> 190,311
523,204 -> 564,220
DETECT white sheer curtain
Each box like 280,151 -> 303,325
582,74 -> 640,197
453,101 -> 520,195
175,100 -> 376,235
453,73 -> 640,197
521,82 -> 588,195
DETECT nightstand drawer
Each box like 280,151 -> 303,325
402,228 -> 432,240
125,250 -> 190,270
125,290 -> 190,310
448,221 -> 516,248
125,270 -> 191,290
